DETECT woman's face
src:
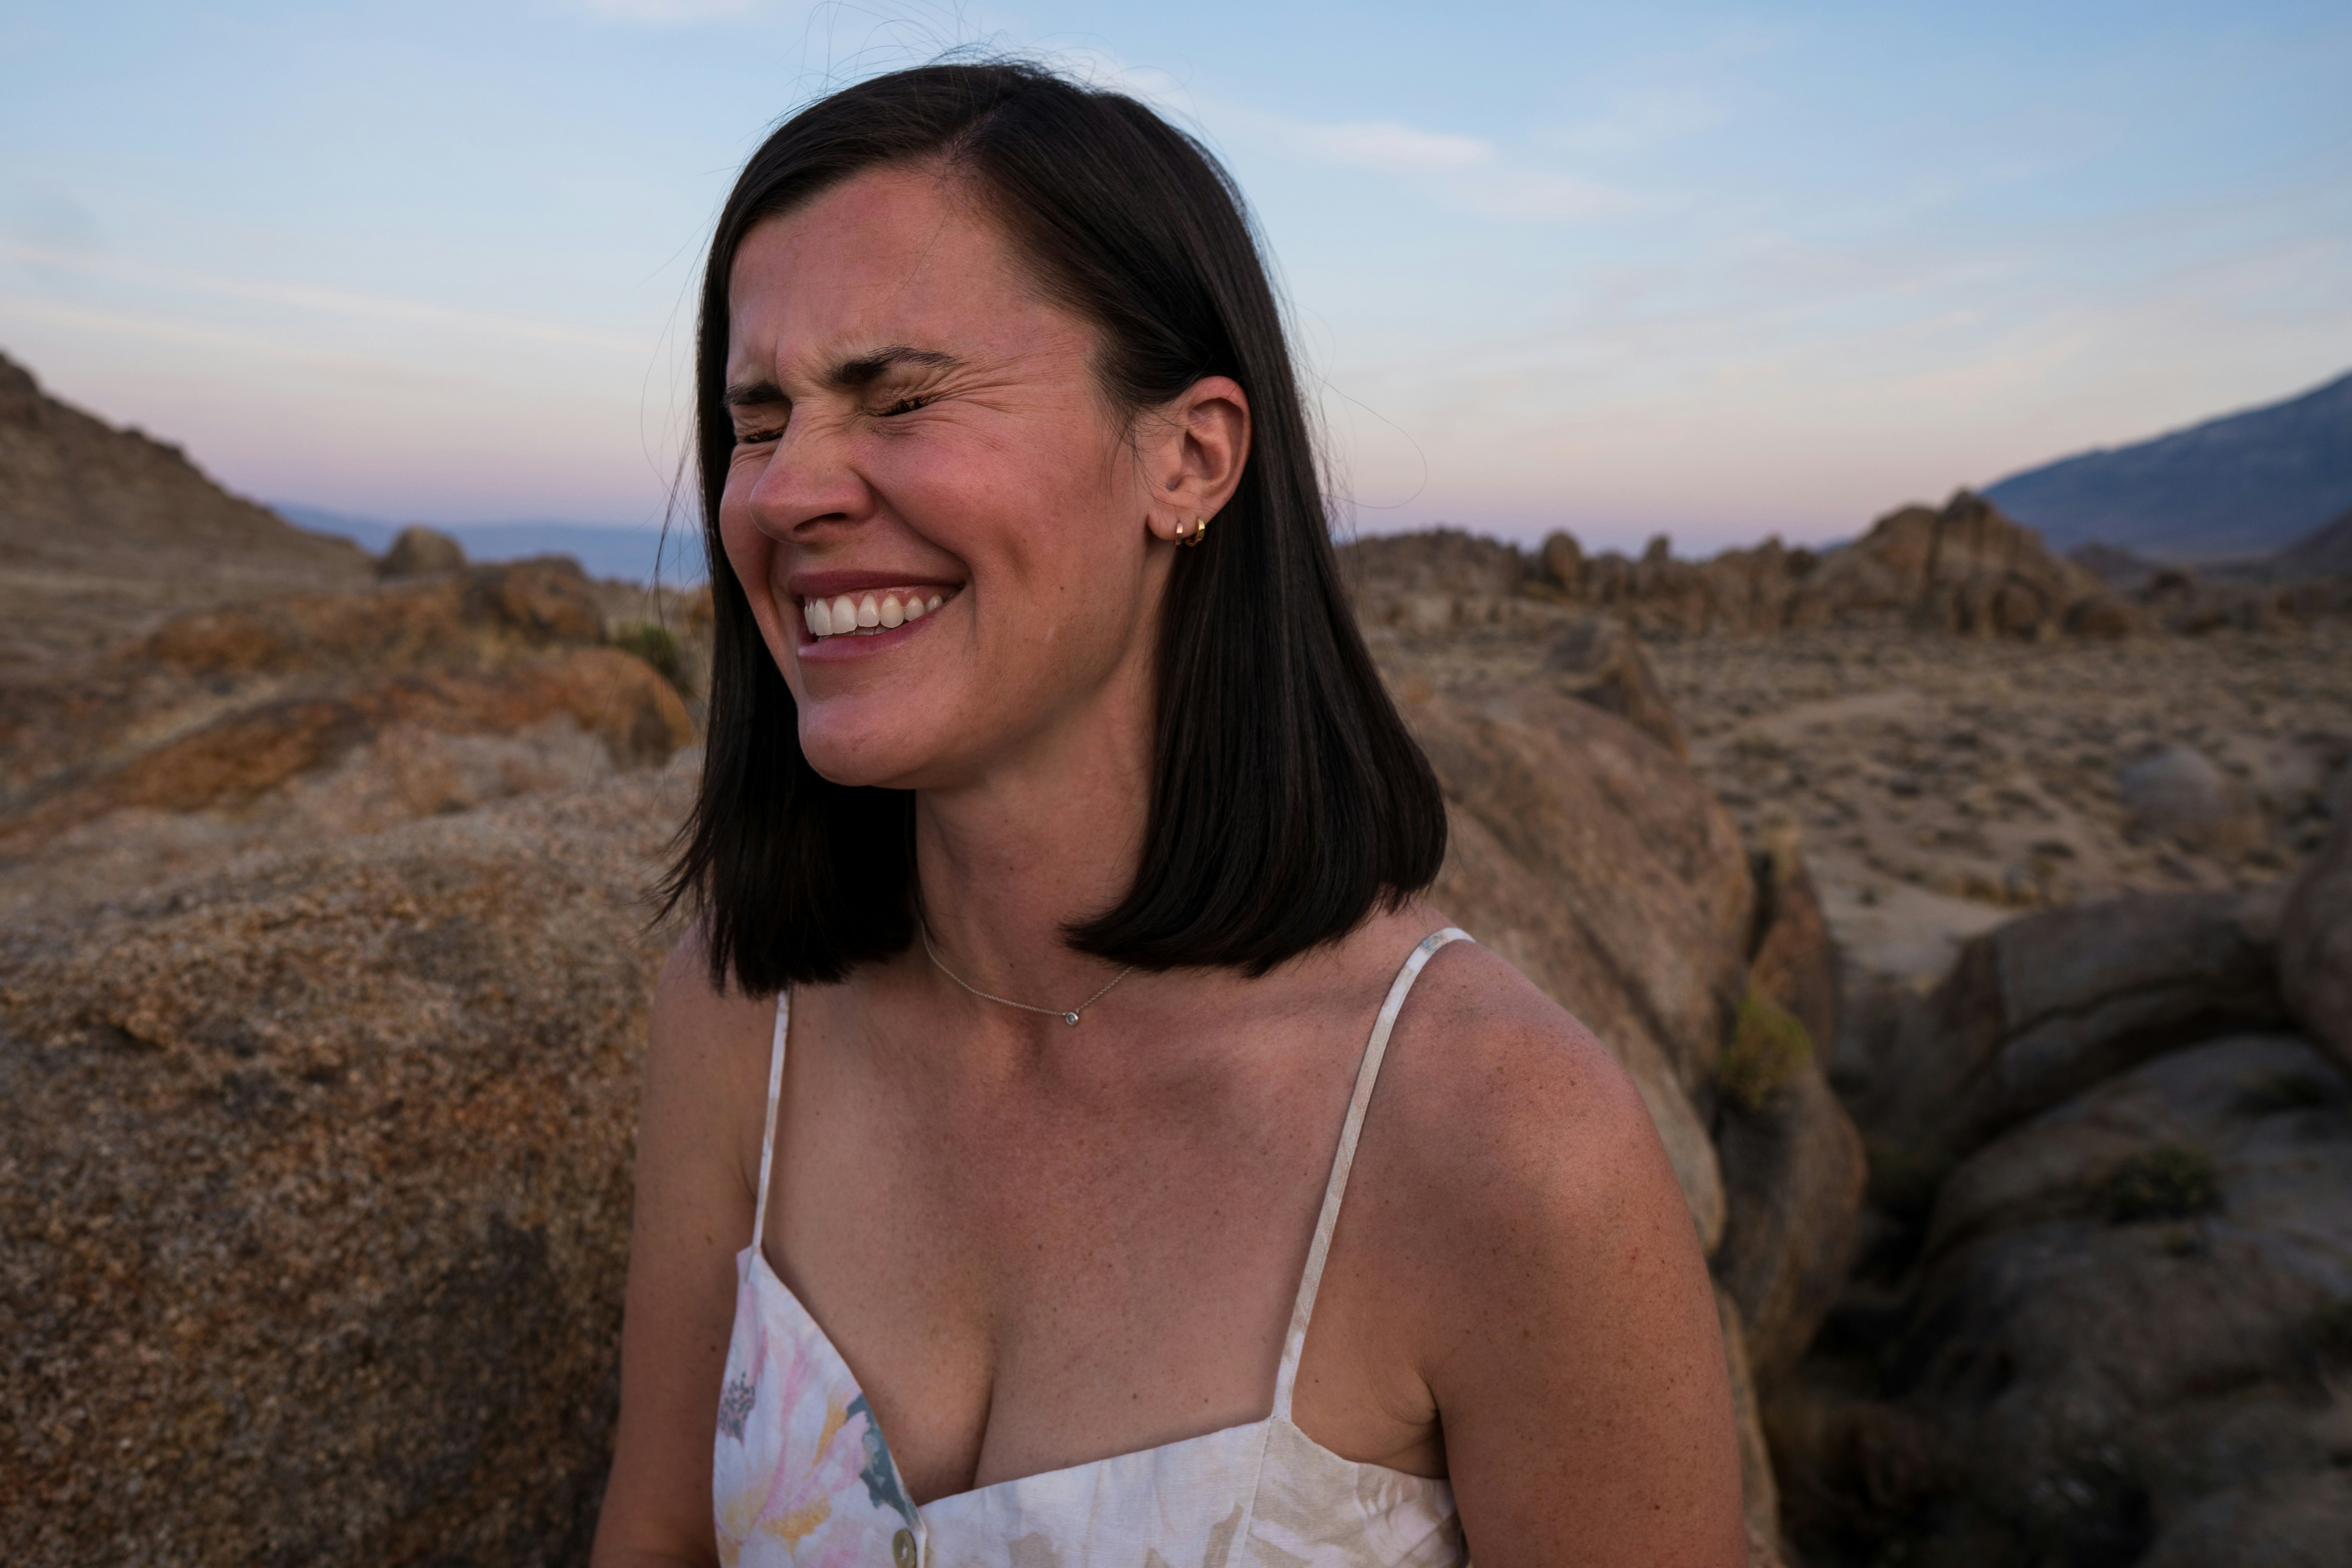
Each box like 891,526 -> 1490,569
720,165 -> 1209,793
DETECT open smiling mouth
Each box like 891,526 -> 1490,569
800,587 -> 959,640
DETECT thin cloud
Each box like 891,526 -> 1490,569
1278,118 -> 1490,174
1040,47 -> 1629,221
1,244 -> 654,354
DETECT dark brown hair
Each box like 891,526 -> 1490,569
662,60 -> 1445,993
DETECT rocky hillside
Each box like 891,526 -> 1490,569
0,352 -> 375,668
1982,367 -> 2352,561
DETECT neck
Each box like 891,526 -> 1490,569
909,666 -> 1154,1010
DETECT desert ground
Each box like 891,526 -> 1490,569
1391,615 -> 2352,1038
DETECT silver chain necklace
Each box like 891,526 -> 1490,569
921,925 -> 1135,1027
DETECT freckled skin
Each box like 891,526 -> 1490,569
591,165 -> 1746,1568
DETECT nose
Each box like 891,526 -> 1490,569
745,412 -> 871,541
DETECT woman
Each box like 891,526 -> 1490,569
593,61 -> 1744,1568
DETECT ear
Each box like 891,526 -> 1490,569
1140,376 -> 1251,544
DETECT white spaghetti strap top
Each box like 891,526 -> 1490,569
714,927 -> 1474,1568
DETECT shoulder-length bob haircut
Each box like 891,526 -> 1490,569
664,59 -> 1446,994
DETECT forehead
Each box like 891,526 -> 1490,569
726,166 -> 1042,374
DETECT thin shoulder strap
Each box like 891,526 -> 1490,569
751,991 -> 789,1252
1272,927 -> 1471,1421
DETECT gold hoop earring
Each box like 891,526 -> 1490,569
1181,516 -> 1208,549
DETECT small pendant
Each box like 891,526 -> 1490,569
1062,1011 -> 1081,1027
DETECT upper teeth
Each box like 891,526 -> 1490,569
803,590 -> 949,639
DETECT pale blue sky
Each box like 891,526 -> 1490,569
4,0 -> 2348,550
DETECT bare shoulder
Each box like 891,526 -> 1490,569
1372,930 -> 1666,1232
1348,922 -> 1747,1563
643,926 -> 778,1141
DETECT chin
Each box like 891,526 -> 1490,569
794,708 -> 953,791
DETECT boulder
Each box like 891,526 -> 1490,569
378,523 -> 469,579
1862,889 -> 2289,1170
2116,743 -> 2265,854
1713,1057 -> 1867,1385
1876,1034 -> 2352,1563
1539,529 -> 1586,595
1711,831 -> 1867,1381
2059,593 -> 2152,639
2280,821 -> 2352,1076
1540,616 -> 1689,760
1408,682 -> 1754,1097
1716,1289 -> 1788,1568
0,768 -> 693,1564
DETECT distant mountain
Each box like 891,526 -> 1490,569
274,504 -> 708,585
1982,369 -> 2352,561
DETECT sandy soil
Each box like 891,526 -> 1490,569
1371,619 -> 2352,1052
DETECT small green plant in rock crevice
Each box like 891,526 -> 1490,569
611,622 -> 686,694
1716,991 -> 1813,1113
2102,1143 -> 2220,1225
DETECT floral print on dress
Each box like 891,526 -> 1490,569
715,1251 -> 920,1567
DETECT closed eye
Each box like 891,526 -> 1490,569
876,394 -> 933,417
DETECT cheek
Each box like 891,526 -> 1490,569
716,465 -> 796,663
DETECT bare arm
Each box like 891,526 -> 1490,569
1381,951 -> 1748,1565
591,936 -> 775,1568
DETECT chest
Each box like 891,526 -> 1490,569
756,1003 -> 1365,1498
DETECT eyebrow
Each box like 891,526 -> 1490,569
723,345 -> 962,409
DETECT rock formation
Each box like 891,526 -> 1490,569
1563,492 -> 2134,640
1343,492 -> 2171,643
1540,615 -> 1690,760
1771,825 -> 2352,1566
379,522 -> 470,579
1712,835 -> 1868,1387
